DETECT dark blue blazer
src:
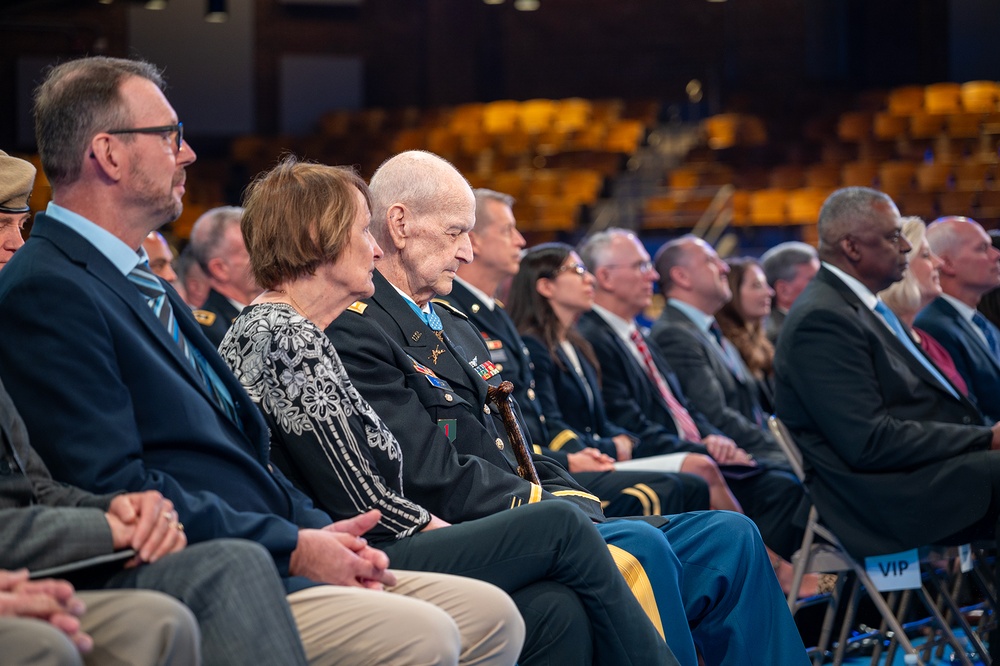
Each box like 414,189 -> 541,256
0,215 -> 330,592
915,296 -> 1000,422
521,335 -> 631,459
576,311 -> 713,457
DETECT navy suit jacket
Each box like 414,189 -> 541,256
0,214 -> 330,591
577,311 -> 713,457
775,267 -> 994,557
915,296 -> 1000,422
521,335 -> 631,459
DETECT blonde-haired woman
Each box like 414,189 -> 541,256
879,216 -> 967,395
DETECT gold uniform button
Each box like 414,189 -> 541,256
483,405 -> 491,415
471,304 -> 480,313
495,438 -> 504,450
527,388 -> 536,400
444,394 -> 454,402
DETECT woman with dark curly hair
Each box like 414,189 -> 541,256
716,257 -> 777,412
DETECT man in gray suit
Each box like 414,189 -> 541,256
0,148 -> 308,666
649,235 -> 784,465
0,374 -> 309,666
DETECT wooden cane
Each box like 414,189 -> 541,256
486,381 -> 542,486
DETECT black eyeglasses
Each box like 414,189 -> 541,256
107,122 -> 184,152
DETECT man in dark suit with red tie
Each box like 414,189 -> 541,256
576,229 -> 806,561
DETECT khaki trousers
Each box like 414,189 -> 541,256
0,589 -> 200,666
287,570 -> 524,666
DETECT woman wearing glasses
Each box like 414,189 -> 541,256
507,243 -> 818,598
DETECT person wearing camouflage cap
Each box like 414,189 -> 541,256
0,150 -> 34,270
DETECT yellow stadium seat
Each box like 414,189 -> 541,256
729,190 -> 751,226
703,114 -> 740,149
805,163 -> 842,189
561,169 -> 603,205
749,188 -> 788,225
604,120 -> 645,154
841,162 -> 879,188
878,161 -> 917,197
532,197 -> 580,232
450,103 -> 485,133
961,81 -> 1000,113
888,86 -> 925,115
769,165 -> 805,189
925,83 -> 963,114
786,188 -> 830,224
954,160 -> 996,190
910,112 -> 948,139
483,100 -> 521,134
668,167 -> 701,190
938,190 -> 977,217
491,171 -> 528,200
873,112 -> 909,141
946,112 -> 982,139
896,191 -> 937,218
555,98 -> 593,132
519,99 -> 558,134
837,112 -> 872,142
916,162 -> 954,192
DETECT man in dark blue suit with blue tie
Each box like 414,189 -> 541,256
0,55 -> 523,666
917,216 -> 1000,422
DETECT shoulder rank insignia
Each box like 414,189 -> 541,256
193,310 -> 216,326
346,301 -> 368,315
431,298 -> 468,320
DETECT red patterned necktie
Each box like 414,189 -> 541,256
629,329 -> 702,442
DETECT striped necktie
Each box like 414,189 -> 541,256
629,328 -> 702,442
127,261 -> 240,425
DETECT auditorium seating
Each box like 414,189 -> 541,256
643,79 -> 1000,243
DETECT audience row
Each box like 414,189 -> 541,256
4,52 -> 1000,665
